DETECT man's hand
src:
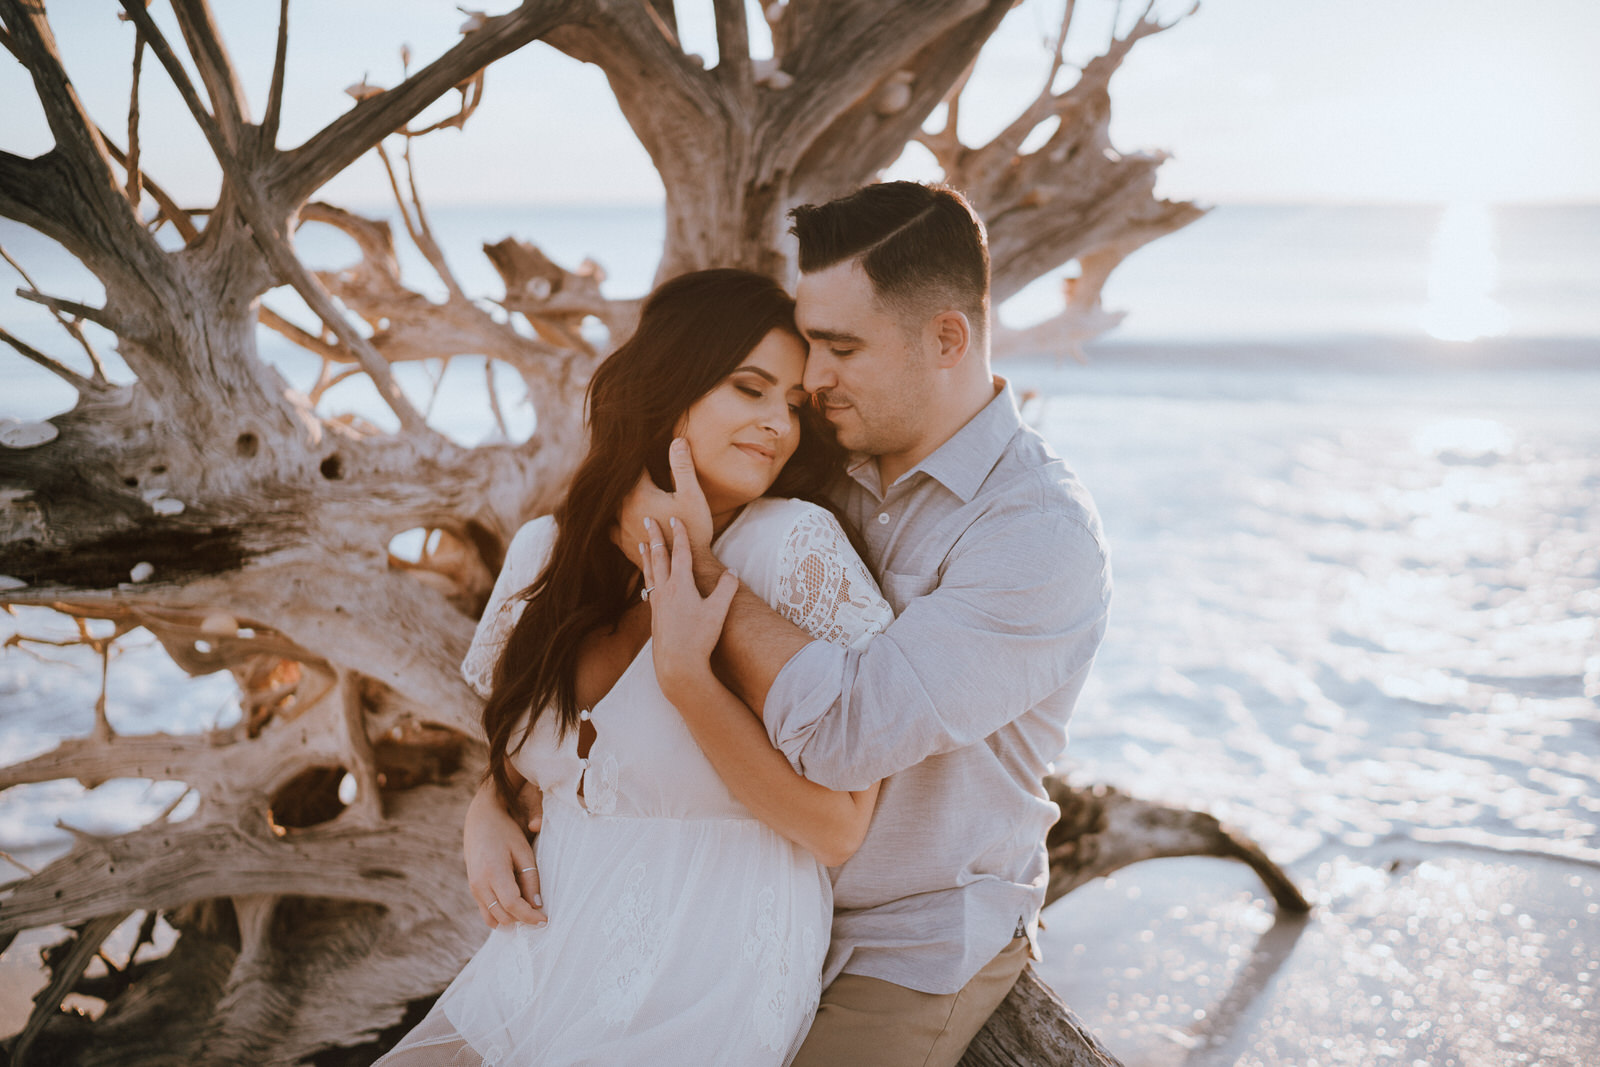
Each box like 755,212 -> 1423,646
614,438 -> 714,571
463,777 -> 546,929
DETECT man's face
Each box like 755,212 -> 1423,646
795,259 -> 934,464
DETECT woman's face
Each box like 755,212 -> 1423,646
677,328 -> 808,526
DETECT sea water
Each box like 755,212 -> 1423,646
2,204 -> 1597,1062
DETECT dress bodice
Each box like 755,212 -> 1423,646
462,496 -> 893,823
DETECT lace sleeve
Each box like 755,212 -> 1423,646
773,507 -> 893,650
461,517 -> 557,698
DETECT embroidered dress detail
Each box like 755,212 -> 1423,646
774,508 -> 892,649
377,498 -> 891,1067
594,863 -> 665,1025
742,886 -> 820,1053
585,752 -> 620,815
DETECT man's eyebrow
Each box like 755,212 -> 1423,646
801,327 -> 864,344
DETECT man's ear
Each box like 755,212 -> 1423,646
930,310 -> 971,369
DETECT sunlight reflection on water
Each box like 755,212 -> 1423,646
1422,202 -> 1511,343
1027,357 -> 1599,1063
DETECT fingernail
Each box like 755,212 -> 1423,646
669,517 -> 679,529
727,569 -> 738,581
638,542 -> 647,557
535,919 -> 547,928
533,894 -> 542,906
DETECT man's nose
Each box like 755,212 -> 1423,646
803,353 -> 834,394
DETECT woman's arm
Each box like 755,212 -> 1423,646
642,519 -> 878,867
462,762 -> 548,928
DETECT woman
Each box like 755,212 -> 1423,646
379,269 -> 892,1066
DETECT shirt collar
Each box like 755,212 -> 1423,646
843,377 -> 1022,504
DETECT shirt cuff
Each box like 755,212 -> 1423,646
764,639 -> 847,776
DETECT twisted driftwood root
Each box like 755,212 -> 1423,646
1043,778 -> 1312,913
960,966 -> 1124,1067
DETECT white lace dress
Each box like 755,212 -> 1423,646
379,496 -> 892,1067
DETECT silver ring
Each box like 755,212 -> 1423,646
488,900 -> 503,910
641,586 -> 654,601
649,542 -> 666,550
520,866 -> 538,873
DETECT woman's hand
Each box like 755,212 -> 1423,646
613,438 -> 714,570
640,515 -> 739,702
463,777 -> 547,929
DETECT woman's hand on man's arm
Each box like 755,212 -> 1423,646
463,774 -> 547,929
641,522 -> 879,867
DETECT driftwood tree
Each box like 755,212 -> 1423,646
0,1 -> 1301,1064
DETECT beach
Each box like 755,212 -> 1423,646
3,203 -> 1598,1062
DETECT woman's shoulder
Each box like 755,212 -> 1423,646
507,514 -> 558,554
494,515 -> 558,595
734,496 -> 843,540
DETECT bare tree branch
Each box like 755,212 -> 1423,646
262,0 -> 291,147
96,128 -> 202,242
711,0 -> 752,88
271,1 -> 584,206
126,22 -> 146,208
15,288 -> 119,333
119,0 -> 437,437
171,0 -> 253,149
0,325 -> 106,396
0,241 -> 108,380
0,4 -> 169,292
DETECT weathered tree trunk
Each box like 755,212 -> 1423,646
0,2 -> 1286,1064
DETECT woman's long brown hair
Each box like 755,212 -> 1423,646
480,268 -> 844,812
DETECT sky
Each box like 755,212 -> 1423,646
3,0 -> 1599,208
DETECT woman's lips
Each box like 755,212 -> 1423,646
735,443 -> 776,462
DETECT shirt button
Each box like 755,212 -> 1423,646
876,512 -> 890,525
578,757 -> 589,768
579,709 -> 591,721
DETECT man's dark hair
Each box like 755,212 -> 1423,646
788,181 -> 990,348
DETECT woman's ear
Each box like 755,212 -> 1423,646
931,310 -> 971,369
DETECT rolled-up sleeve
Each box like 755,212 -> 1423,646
765,506 -> 1111,790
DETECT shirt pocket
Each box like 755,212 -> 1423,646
881,568 -> 938,612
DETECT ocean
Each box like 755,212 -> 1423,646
2,203 -> 1598,1063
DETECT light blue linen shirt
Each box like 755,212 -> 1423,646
765,380 -> 1112,994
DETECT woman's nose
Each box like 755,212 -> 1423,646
760,399 -> 792,436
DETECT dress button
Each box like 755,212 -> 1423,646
876,512 -> 890,525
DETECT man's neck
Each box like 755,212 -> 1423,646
875,376 -> 1001,488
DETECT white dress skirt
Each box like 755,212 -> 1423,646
378,497 -> 892,1067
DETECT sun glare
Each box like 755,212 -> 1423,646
1421,202 -> 1510,343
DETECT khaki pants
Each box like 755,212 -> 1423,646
789,938 -> 1030,1067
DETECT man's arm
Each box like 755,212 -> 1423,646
764,505 -> 1111,790
616,439 -> 813,713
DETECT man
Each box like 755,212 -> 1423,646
466,181 -> 1110,1066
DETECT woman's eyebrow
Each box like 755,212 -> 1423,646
732,365 -> 779,385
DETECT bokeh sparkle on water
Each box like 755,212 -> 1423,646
1025,354 -> 1599,1065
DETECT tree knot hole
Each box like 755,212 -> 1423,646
236,432 -> 259,458
267,765 -> 356,835
319,454 -> 344,480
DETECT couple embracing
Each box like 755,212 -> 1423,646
379,181 -> 1111,1066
